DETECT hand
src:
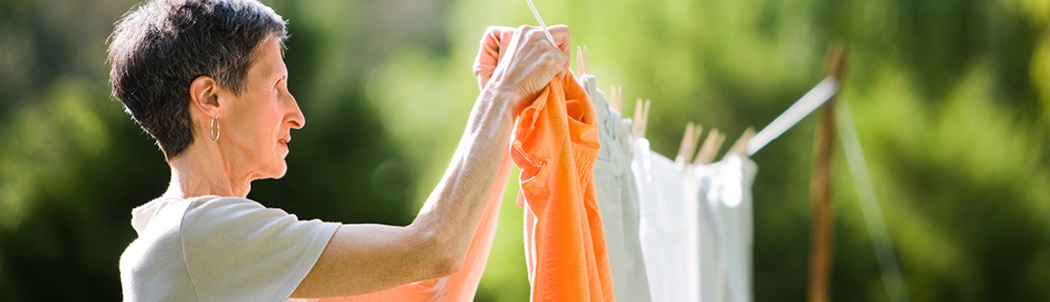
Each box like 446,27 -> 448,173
472,25 -> 571,111
472,26 -> 514,90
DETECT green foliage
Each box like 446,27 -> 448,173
0,0 -> 1047,301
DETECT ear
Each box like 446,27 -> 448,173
189,75 -> 222,118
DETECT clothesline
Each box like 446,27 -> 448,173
525,0 -> 558,48
582,57 -> 910,302
525,0 -> 841,159
837,101 -> 910,302
745,77 -> 839,156
520,3 -> 905,302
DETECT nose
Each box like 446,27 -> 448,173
286,91 -> 305,130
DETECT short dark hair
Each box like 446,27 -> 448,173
107,0 -> 287,158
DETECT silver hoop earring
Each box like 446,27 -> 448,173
210,116 -> 220,141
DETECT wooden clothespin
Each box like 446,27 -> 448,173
632,98 -> 651,138
575,45 -> 590,76
613,85 -> 621,112
676,122 -> 703,164
694,128 -> 726,165
576,45 -> 590,76
582,45 -> 589,75
609,85 -> 623,114
725,127 -> 756,159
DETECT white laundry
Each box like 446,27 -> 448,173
694,154 -> 757,302
633,138 -> 701,302
633,136 -> 757,302
582,74 -> 652,302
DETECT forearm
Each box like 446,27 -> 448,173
430,152 -> 511,299
293,24 -> 570,298
408,86 -> 518,267
308,157 -> 513,302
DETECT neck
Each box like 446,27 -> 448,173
163,140 -> 251,199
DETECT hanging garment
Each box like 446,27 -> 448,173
293,156 -> 514,302
633,138 -> 701,302
580,74 -> 652,302
695,165 -> 725,302
512,71 -> 615,302
694,154 -> 757,302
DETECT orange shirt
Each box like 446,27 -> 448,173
512,72 -> 615,302
302,155 -> 513,302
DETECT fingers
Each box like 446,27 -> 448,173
473,24 -> 573,96
521,25 -> 571,66
483,26 -> 516,62
486,25 -> 570,65
512,25 -> 570,77
484,25 -> 515,37
498,28 -> 515,62
513,25 -> 570,64
474,26 -> 515,90
547,25 -> 572,57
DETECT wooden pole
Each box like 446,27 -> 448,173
808,44 -> 847,302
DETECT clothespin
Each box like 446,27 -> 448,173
609,85 -> 623,114
676,122 -> 703,164
576,45 -> 590,76
694,128 -> 726,165
579,46 -> 588,76
576,45 -> 593,94
725,127 -> 756,159
632,98 -> 651,138
582,45 -> 589,75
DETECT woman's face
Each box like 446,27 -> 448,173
218,36 -> 305,180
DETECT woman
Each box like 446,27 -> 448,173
109,0 -> 571,300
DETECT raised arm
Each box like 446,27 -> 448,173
290,25 -> 571,299
301,152 -> 512,302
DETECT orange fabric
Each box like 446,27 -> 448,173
307,155 -> 513,302
511,72 -> 615,302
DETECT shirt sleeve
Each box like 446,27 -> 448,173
180,197 -> 340,302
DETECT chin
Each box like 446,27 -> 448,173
272,162 -> 289,179
259,161 -> 289,180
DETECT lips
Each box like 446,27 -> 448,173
278,137 -> 291,158
278,137 -> 291,154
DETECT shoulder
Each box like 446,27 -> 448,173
181,196 -> 299,234
179,196 -> 340,300
122,196 -> 340,301
180,196 -> 336,251
120,197 -> 200,301
184,195 -> 266,218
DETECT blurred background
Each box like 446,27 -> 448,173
1,0 -> 1049,300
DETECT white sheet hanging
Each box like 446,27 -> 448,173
634,138 -> 702,302
694,155 -> 757,302
632,136 -> 757,302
